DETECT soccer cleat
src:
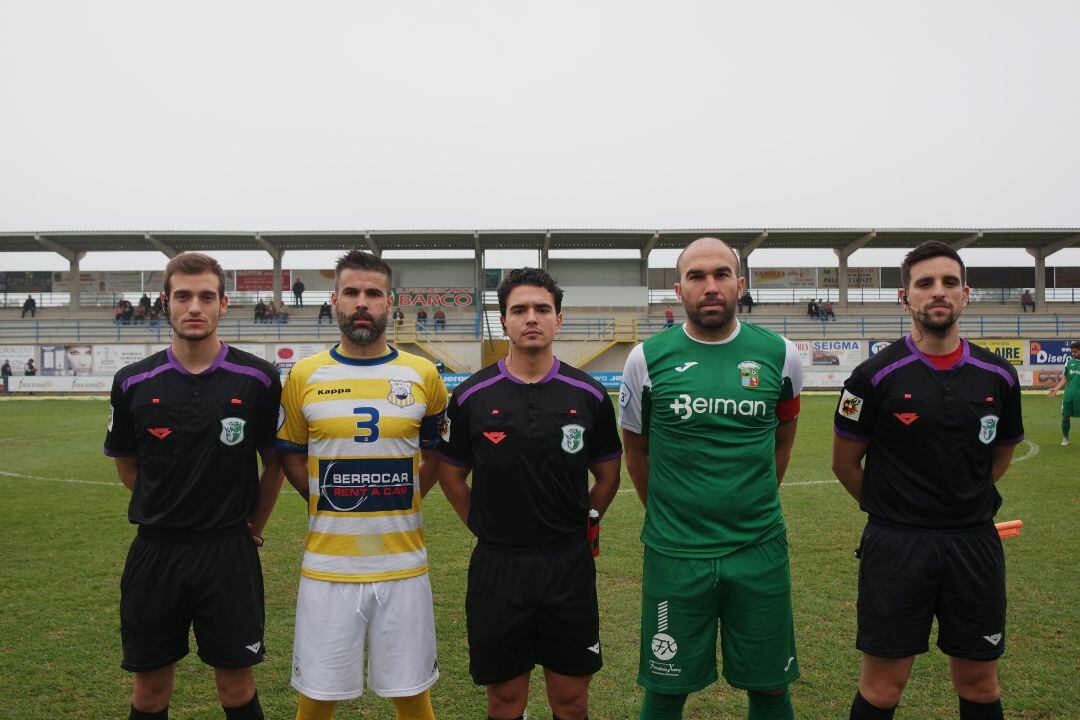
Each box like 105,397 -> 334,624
1062,438 -> 1070,446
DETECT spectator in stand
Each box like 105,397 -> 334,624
139,293 -> 152,315
807,299 -> 819,318
433,308 -> 446,333
292,278 -> 305,308
1,360 -> 12,378
255,298 -> 268,324
1021,290 -> 1036,313
274,299 -> 289,324
21,294 -> 37,318
152,294 -> 164,319
739,291 -> 755,314
148,304 -> 161,327
416,308 -> 428,330
393,307 -> 405,329
133,304 -> 147,325
122,300 -> 134,324
25,358 -> 37,376
665,305 -> 675,328
821,299 -> 836,321
318,301 -> 333,324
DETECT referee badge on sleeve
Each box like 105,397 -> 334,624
839,389 -> 863,421
220,417 -> 247,446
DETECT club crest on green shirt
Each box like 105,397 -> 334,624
561,423 -> 585,454
220,417 -> 246,446
737,360 -> 761,389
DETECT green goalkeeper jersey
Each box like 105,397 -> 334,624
619,321 -> 803,558
1063,357 -> 1080,398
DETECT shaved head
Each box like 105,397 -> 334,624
676,237 -> 740,280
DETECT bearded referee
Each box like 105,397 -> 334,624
104,253 -> 283,720
833,241 -> 1024,720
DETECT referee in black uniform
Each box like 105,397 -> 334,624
104,253 -> 283,720
438,268 -> 622,720
833,242 -> 1023,720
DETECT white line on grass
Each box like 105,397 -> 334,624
0,470 -> 122,488
1012,439 -> 1039,463
618,479 -> 837,493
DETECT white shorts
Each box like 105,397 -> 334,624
291,574 -> 439,700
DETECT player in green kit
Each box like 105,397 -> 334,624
620,237 -> 803,720
1048,340 -> 1080,446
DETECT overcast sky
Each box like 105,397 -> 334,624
1,1 -> 1077,270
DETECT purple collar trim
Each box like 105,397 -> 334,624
904,335 -> 969,373
498,357 -> 561,385
166,342 -> 228,376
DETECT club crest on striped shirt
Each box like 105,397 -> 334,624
387,379 -> 415,407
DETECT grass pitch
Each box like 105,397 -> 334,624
0,395 -> 1076,719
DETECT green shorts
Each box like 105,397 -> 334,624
638,534 -> 799,693
1063,396 -> 1079,418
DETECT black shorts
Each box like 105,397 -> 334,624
466,538 -> 602,685
856,518 -> 1006,660
120,527 -> 265,672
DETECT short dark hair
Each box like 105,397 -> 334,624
164,252 -> 226,297
900,241 -> 966,289
334,249 -> 393,290
497,267 -> 564,315
1070,340 -> 1080,350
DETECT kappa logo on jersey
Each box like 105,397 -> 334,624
317,387 -> 350,396
561,424 -> 585,454
618,383 -> 632,408
893,412 -> 919,426
737,360 -> 761,388
979,415 -> 999,444
674,361 -> 698,373
669,393 -> 766,420
483,431 -> 507,444
148,427 -> 172,440
387,379 -> 416,407
839,389 -> 863,421
220,418 -> 246,446
317,458 -> 414,513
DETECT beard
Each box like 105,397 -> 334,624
685,298 -> 736,329
339,309 -> 389,345
914,305 -> 960,336
170,317 -> 215,341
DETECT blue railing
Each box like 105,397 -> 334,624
2,313 -> 1078,343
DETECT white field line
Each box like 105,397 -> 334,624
1012,439 -> 1039,463
0,440 -> 1040,492
0,429 -> 100,443
0,469 -> 122,488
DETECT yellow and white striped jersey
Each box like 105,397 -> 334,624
277,344 -> 448,583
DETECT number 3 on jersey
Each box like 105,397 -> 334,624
354,406 -> 380,443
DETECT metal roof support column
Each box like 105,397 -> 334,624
541,232 -> 550,270
641,233 -> 659,288
740,231 -> 767,288
254,234 -> 283,305
834,231 -> 876,308
1027,234 -> 1080,306
33,235 -> 84,308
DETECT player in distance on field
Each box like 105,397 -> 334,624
833,241 -> 1024,720
438,267 -> 622,720
104,252 -> 283,720
1047,339 -> 1080,446
620,237 -> 803,720
276,250 -> 448,720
